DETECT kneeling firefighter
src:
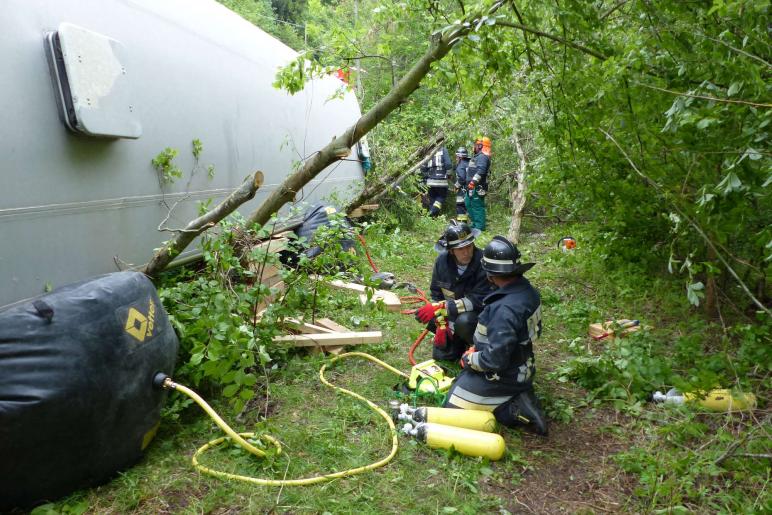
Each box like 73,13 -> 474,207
415,221 -> 494,361
444,236 -> 548,435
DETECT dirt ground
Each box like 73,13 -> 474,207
477,405 -> 634,514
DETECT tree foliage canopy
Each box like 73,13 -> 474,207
258,0 -> 769,312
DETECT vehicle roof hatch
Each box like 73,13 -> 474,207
45,22 -> 141,139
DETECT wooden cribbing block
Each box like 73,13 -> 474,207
313,318 -> 352,355
272,331 -> 382,347
282,318 -> 335,334
326,279 -> 367,292
247,263 -> 283,287
325,279 -> 402,312
348,204 -> 379,219
315,318 -> 351,332
254,281 -> 285,313
281,317 -> 336,356
252,236 -> 290,255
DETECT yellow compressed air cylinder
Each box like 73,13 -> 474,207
684,389 -> 757,412
415,423 -> 506,461
413,407 -> 497,433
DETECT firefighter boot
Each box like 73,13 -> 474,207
494,389 -> 548,436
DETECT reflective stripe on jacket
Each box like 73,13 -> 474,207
466,278 -> 541,386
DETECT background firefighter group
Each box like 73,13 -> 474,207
420,137 -> 491,230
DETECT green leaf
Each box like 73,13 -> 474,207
686,282 -> 705,307
727,81 -> 742,96
696,118 -> 715,130
716,172 -> 743,195
223,384 -> 239,398
745,147 -> 762,161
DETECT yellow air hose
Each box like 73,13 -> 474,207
161,352 -> 410,486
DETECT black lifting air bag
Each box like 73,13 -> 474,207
0,272 -> 178,509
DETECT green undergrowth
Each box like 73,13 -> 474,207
536,222 -> 771,513
39,205 -> 769,514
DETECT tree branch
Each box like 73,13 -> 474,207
495,20 -> 609,60
509,1 -> 535,69
696,32 -> 772,69
600,129 -> 771,317
634,82 -> 772,108
142,171 -> 264,278
600,0 -> 629,20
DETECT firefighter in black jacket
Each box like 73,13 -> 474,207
415,221 -> 494,361
420,146 -> 452,217
444,236 -> 548,435
453,147 -> 470,223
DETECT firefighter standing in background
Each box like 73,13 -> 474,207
453,147 -> 470,223
465,137 -> 491,230
444,236 -> 548,435
420,146 -> 452,217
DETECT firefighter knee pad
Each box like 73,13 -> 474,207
493,390 -> 548,436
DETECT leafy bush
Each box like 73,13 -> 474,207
158,211 -> 365,414
552,331 -> 674,406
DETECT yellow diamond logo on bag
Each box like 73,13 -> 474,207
125,299 -> 156,342
125,308 -> 148,342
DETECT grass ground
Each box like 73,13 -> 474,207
32,205 -> 769,514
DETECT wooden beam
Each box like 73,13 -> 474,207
272,331 -> 382,347
315,318 -> 352,332
312,318 -> 352,355
252,236 -> 290,255
348,204 -> 379,219
325,279 -> 402,311
588,320 -> 641,340
281,318 -> 336,334
254,281 -> 285,313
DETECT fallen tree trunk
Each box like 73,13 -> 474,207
142,171 -> 264,278
247,1 -> 506,228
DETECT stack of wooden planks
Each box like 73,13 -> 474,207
324,279 -> 402,312
272,316 -> 382,354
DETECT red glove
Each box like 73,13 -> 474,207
467,181 -> 476,191
415,302 -> 445,323
460,346 -> 476,368
433,324 -> 453,347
